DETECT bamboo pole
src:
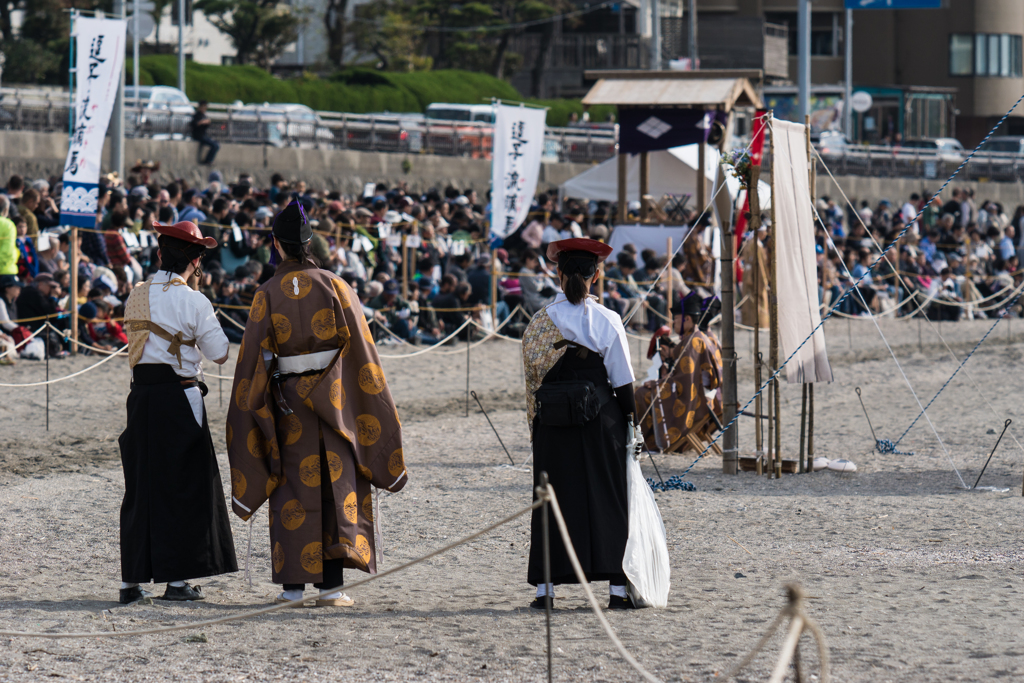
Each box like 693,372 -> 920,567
401,234 -> 409,301
666,236 -> 673,332
750,167 -> 762,468
639,152 -> 650,223
69,227 -> 79,355
490,246 -> 498,328
617,151 -> 627,224
768,110 -> 781,479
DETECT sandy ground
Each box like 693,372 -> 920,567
1,315 -> 1024,682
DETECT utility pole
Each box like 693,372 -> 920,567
651,0 -> 661,70
133,0 -> 140,97
844,9 -> 853,140
688,0 -> 697,67
111,0 -> 126,179
178,0 -> 186,93
797,0 -> 811,122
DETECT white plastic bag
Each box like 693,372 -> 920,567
622,452 -> 671,608
20,338 -> 44,361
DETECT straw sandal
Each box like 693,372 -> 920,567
315,594 -> 354,607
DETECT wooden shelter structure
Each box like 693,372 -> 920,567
581,69 -> 763,475
581,69 -> 763,226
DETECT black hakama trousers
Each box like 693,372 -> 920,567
118,364 -> 237,583
527,351 -> 629,586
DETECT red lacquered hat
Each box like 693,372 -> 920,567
152,220 -> 217,249
647,325 -> 672,359
546,237 -> 613,262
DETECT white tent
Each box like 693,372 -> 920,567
558,144 -> 772,217
558,144 -> 738,206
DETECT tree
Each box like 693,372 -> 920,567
194,0 -> 302,69
352,2 -> 430,72
147,0 -> 174,51
3,0 -> 112,84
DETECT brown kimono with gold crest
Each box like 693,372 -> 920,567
634,329 -> 723,452
226,260 -> 408,585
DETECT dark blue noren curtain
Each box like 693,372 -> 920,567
618,108 -> 711,154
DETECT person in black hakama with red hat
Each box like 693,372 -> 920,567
117,220 -> 237,604
521,238 -> 641,610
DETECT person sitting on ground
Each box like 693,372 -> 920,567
519,248 -> 557,316
634,294 -> 723,453
368,279 -> 413,341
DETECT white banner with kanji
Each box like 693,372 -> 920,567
60,16 -> 126,228
490,104 -> 546,239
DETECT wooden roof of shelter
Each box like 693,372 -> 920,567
582,70 -> 764,111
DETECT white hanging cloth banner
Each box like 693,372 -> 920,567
770,117 -> 834,384
490,104 -> 547,239
60,16 -> 127,228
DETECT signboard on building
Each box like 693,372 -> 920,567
844,0 -> 942,8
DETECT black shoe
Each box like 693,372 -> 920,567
608,595 -> 637,610
159,583 -> 205,601
529,597 -> 555,610
119,586 -> 153,604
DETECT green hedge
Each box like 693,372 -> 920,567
127,55 -> 614,126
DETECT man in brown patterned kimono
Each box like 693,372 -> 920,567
635,294 -> 723,452
227,202 -> 408,607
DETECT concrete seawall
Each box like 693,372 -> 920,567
5,130 -> 1024,210
0,131 -> 590,196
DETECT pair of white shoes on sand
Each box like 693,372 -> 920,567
812,457 -> 858,473
275,590 -> 354,607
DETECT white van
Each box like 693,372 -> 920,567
425,103 -> 496,124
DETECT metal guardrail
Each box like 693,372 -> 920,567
0,87 -> 618,164
4,86 -> 1023,179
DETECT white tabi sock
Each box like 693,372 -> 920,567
120,582 -> 139,590
535,583 -> 554,598
321,590 -> 343,600
281,589 -> 304,602
609,584 -> 628,598
168,581 -> 186,588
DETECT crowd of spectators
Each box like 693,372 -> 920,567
0,164 -> 1019,365
814,186 -> 1024,321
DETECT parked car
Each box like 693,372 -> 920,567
226,103 -> 334,148
899,137 -> 965,162
977,136 -> 1024,156
425,103 -> 496,124
813,131 -> 851,157
124,85 -> 194,139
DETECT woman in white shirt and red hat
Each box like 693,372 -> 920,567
521,237 -> 639,610
118,220 -> 237,604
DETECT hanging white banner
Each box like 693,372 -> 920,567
490,104 -> 547,239
60,16 -> 127,228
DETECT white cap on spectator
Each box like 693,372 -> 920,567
454,196 -> 470,206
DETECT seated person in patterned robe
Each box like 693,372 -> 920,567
635,294 -> 723,452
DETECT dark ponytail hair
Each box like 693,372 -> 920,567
558,250 -> 598,305
277,238 -> 322,269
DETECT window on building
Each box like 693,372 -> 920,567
950,34 -> 973,75
765,12 -> 842,57
951,34 -> 1022,77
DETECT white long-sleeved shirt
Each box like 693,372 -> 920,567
544,293 -> 635,388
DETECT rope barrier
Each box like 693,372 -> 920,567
726,584 -> 830,683
679,95 -> 1024,480
893,292 -> 1024,448
543,484 -> 663,683
0,498 -> 543,639
377,319 -> 472,359
0,342 -> 128,387
0,324 -> 48,360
